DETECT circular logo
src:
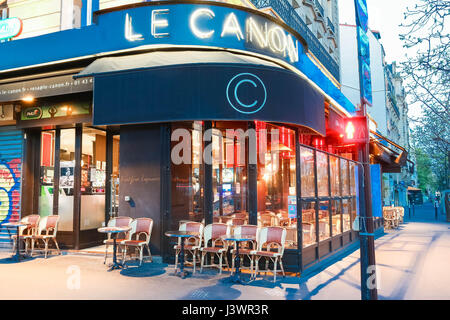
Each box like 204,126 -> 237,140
226,73 -> 267,114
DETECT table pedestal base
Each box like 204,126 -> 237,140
107,262 -> 126,271
173,270 -> 190,279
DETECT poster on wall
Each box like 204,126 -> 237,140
288,195 -> 297,218
60,165 -> 74,188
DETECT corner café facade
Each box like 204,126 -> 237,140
0,1 -> 383,272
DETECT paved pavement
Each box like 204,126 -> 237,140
0,203 -> 448,300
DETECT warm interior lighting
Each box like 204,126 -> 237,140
22,96 -> 34,102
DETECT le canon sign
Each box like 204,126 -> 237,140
343,116 -> 369,144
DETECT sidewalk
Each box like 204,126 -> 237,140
0,205 -> 449,300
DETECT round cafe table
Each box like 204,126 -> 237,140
98,226 -> 131,271
2,222 -> 31,262
165,230 -> 199,279
221,234 -> 256,284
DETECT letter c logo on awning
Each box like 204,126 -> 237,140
226,73 -> 267,114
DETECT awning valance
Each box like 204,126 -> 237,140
75,50 -> 326,134
74,50 -> 284,78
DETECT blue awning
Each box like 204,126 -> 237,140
76,50 -> 326,135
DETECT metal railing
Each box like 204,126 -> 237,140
314,0 -> 324,17
249,0 -> 340,81
327,17 -> 335,34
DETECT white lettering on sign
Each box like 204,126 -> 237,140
190,8 -> 215,39
125,13 -> 143,41
221,13 -> 244,41
123,8 -> 299,63
151,9 -> 170,38
247,17 -> 268,48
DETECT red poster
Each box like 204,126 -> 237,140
41,132 -> 54,167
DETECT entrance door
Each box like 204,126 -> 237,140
32,126 -> 115,248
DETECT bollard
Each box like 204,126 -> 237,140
435,201 -> 438,220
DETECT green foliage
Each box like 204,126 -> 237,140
414,148 -> 436,193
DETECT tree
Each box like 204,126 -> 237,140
413,147 -> 435,193
400,0 -> 449,191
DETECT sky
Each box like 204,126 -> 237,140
338,0 -> 417,64
338,0 -> 423,119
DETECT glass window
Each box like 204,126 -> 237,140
58,128 -> 76,232
171,122 -> 204,229
257,124 -> 296,249
330,156 -> 340,197
350,161 -> 356,195
343,199 -> 352,232
318,200 -> 330,241
80,128 -> 107,231
340,159 -> 350,196
300,147 -> 315,198
331,199 -> 342,235
302,201 -> 316,247
39,130 -> 56,218
110,135 -> 120,218
213,123 -> 248,223
317,151 -> 329,197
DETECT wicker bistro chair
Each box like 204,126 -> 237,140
230,225 -> 259,276
103,216 -> 133,264
121,218 -> 154,266
173,221 -> 204,273
12,214 -> 40,255
250,226 -> 287,282
302,223 -> 315,246
200,223 -> 231,274
397,207 -> 405,224
30,215 -> 61,259
383,209 -> 396,230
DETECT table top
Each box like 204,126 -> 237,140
98,226 -> 131,234
2,222 -> 31,228
221,234 -> 256,242
165,230 -> 200,238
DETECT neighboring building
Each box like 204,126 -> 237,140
340,24 -> 415,207
384,62 -> 416,206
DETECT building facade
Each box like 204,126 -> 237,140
0,0 -> 384,271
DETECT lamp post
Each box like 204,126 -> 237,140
353,0 -> 378,300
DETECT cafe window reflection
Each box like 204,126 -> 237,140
331,199 -> 342,235
171,122 -> 204,229
300,147 -> 315,198
302,201 -> 316,247
212,122 -> 248,223
317,151 -> 329,197
318,200 -> 330,241
256,123 -> 297,249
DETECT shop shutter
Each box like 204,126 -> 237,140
0,128 -> 23,247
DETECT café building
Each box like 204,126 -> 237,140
0,1 -> 384,272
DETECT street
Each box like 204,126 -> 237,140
1,203 -> 448,300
